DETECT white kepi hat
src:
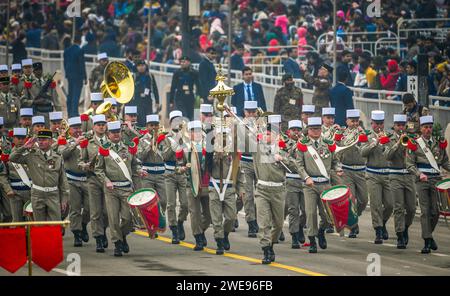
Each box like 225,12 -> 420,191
322,107 -> 335,116
307,117 -> 322,127
371,110 -> 385,121
419,115 -> 433,125
68,116 -> 82,126
188,120 -> 202,130
288,120 -> 302,129
393,114 -> 407,123
146,114 -> 159,123
107,121 -> 121,131
346,109 -> 360,118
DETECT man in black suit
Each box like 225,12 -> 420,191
231,67 -> 266,117
198,47 -> 217,104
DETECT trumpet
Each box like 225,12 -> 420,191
57,118 -> 70,139
82,107 -> 95,116
399,132 -> 410,146
96,101 -> 118,121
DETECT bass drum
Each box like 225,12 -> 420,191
321,185 -> 358,232
189,145 -> 202,198
128,189 -> 166,238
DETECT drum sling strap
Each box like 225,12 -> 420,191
307,145 -> 330,179
210,165 -> 233,201
417,137 -> 441,173
11,162 -> 32,188
109,149 -> 133,184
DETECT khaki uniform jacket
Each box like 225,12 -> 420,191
252,140 -> 293,183
79,135 -> 109,175
137,132 -> 165,165
18,74 -> 39,107
161,130 -> 188,173
209,152 -> 245,195
58,138 -> 85,175
0,160 -> 14,195
384,132 -> 408,168
360,130 -> 390,168
10,146 -> 70,202
406,136 -> 450,178
336,128 -> 366,166
2,146 -> 32,194
0,91 -> 20,127
303,72 -> 330,111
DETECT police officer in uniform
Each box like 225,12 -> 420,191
58,116 -> 90,247
10,129 -> 70,221
89,53 -> 109,92
336,109 -> 368,238
95,120 -> 147,256
273,73 -> 303,131
169,56 -> 201,120
296,117 -> 343,253
406,115 -> 450,253
0,76 -> 20,129
361,110 -> 393,244
79,114 -> 110,253
384,114 -> 416,249
161,111 -> 189,244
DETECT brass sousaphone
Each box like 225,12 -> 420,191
100,61 -> 135,104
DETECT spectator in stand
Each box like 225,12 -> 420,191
230,43 -> 246,73
99,32 -> 121,58
11,33 -> 28,64
330,69 -> 355,127
380,59 -> 401,91
231,67 -> 266,117
336,49 -> 355,86
396,60 -> 417,93
354,52 -> 378,90
26,22 -> 42,48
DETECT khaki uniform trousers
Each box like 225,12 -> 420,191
0,194 -> 12,222
187,186 -> 211,236
9,190 -> 31,222
104,186 -> 133,243
390,174 -> 416,233
303,183 -> 331,237
416,178 -> 440,239
241,161 -> 257,222
68,180 -> 90,232
343,169 -> 368,216
366,172 -> 393,229
285,182 -> 306,234
255,184 -> 285,247
209,187 -> 237,239
88,176 -> 109,238
31,188 -> 61,221
165,173 -> 188,227
142,173 -> 167,212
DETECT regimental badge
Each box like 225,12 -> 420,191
48,159 -> 55,169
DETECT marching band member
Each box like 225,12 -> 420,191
79,114 -> 110,253
0,76 -> 20,129
9,129 -> 70,221
252,114 -> 293,264
122,105 -> 141,144
406,115 -> 450,254
18,59 -> 37,108
49,111 -> 64,138
1,128 -> 30,222
241,101 -> 259,237
104,97 -> 119,120
19,108 -> 33,130
321,107 -> 339,142
300,105 -> 315,135
58,116 -> 90,247
31,115 -> 46,135
296,117 -> 343,253
186,120 -> 212,251
9,64 -> 22,97
361,110 -> 393,244
0,65 -> 7,78
336,109 -> 368,238
384,114 -> 416,249
284,120 -> 306,248
138,114 -> 168,211
207,125 -> 245,255
161,110 -> 189,244
94,120 -> 147,257
81,93 -> 103,133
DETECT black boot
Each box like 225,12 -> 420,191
81,223 -> 89,243
122,236 -> 129,253
247,221 -> 257,238
298,228 -> 305,244
95,236 -> 105,253
193,234 -> 204,251
382,222 -> 389,240
268,246 -> 275,262
349,225 -> 358,238
326,226 -> 334,234
308,236 -> 317,253
234,219 -> 239,229
291,233 -> 300,249
279,231 -> 285,242
374,227 -> 383,244
177,221 -> 185,241
102,228 -> 108,248
355,224 -> 360,234
201,232 -> 207,247
223,232 -> 230,251
254,221 -> 259,233
317,228 -> 327,249
430,238 -> 438,251
215,238 -> 224,255
170,226 -> 180,244
262,246 -> 271,264
403,226 -> 409,246
421,238 -> 431,254
73,231 -> 82,247
396,232 -> 406,249
114,241 -> 123,257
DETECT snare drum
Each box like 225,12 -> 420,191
23,200 -> 33,221
321,185 -> 358,232
128,189 -> 166,238
436,178 -> 450,217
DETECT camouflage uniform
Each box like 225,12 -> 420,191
403,104 -> 429,134
273,86 -> 303,131
303,72 -> 330,116
89,65 -> 106,93
0,90 -> 20,128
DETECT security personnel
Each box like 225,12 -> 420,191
284,120 -> 306,248
361,110 -> 393,244
301,63 -> 332,116
185,120 -> 211,251
81,92 -> 104,133
32,62 -> 58,119
138,114 -> 167,211
384,114 -> 416,249
79,114 -> 110,253
0,76 -> 20,128
252,115 -> 293,264
300,105 -> 315,134
121,106 -> 141,144
19,108 -> 33,130
207,125 -> 245,255
18,59 -> 38,108
406,115 -> 450,254
9,129 -> 70,221
10,64 -> 22,97
336,109 -> 368,238
58,116 -> 90,247
1,128 -> 31,222
169,56 -> 201,120
296,117 -> 342,253
402,93 -> 429,134
31,116 -> 46,136
240,101 -> 259,237
89,53 -> 109,92
273,73 -> 303,131
161,110 -> 189,244
95,120 -> 147,257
